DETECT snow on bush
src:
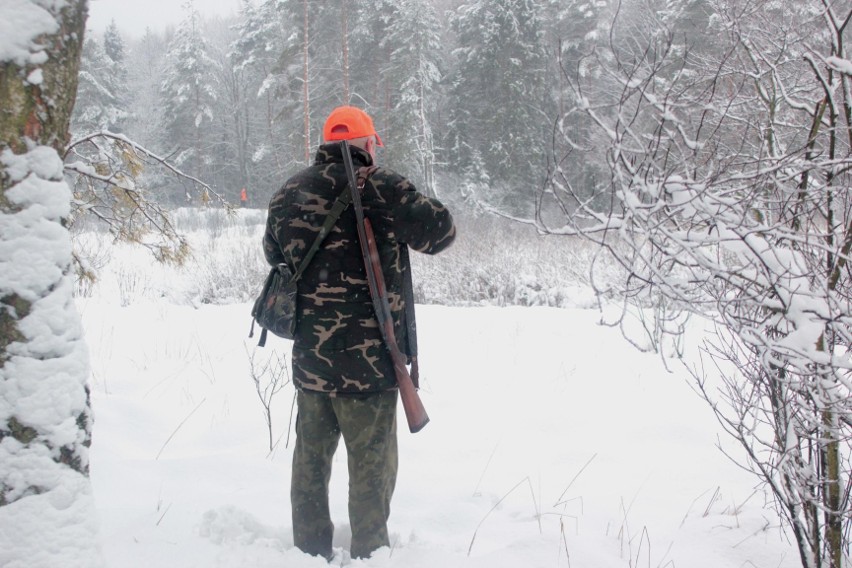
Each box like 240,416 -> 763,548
70,207 -> 608,309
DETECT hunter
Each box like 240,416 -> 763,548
262,105 -> 456,560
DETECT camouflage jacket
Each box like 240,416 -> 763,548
263,143 -> 455,395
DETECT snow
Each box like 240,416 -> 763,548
26,68 -> 44,85
0,148 -> 73,301
826,55 -> 852,75
0,0 -> 59,65
0,473 -> 101,568
71,291 -> 799,567
0,190 -> 805,566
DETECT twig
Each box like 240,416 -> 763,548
528,476 -> 542,534
473,443 -> 500,497
635,526 -> 651,568
468,477 -> 530,556
267,388 -> 298,459
286,389 -> 298,449
155,398 -> 206,460
156,502 -> 173,526
680,486 -> 719,528
560,517 -> 572,567
542,510 -> 581,532
703,486 -> 722,517
554,453 -> 598,507
246,346 -> 290,452
656,541 -> 674,568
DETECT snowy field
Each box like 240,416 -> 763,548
72,211 -> 799,568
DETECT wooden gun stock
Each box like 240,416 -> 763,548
341,141 -> 429,433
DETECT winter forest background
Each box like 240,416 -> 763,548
3,0 -> 852,566
71,0 -> 711,217
69,0 -> 852,566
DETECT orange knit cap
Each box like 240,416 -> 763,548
323,106 -> 384,146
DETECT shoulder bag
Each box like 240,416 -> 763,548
250,186 -> 352,346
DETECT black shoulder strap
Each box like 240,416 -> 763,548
291,185 -> 352,281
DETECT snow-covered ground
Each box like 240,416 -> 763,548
78,295 -> 799,567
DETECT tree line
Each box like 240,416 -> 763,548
69,0 -> 708,215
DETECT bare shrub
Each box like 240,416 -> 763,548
411,213 -> 601,307
246,346 -> 291,453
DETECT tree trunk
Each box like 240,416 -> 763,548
302,0 -> 311,165
0,5 -> 86,154
342,0 -> 350,104
0,0 -> 103,564
822,410 -> 842,568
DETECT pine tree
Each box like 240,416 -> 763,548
71,27 -> 130,135
446,0 -> 553,214
103,19 -> 127,71
379,0 -> 444,196
254,0 -> 343,165
126,28 -> 168,149
159,0 -> 221,180
302,0 -> 354,150
229,0 -> 304,193
102,20 -> 130,128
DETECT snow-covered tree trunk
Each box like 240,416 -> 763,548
0,0 -> 104,566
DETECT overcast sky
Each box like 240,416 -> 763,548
87,0 -> 242,38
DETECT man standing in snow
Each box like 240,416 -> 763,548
262,106 -> 455,560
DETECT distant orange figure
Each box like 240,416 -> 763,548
240,187 -> 248,207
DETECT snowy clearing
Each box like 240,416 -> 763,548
79,298 -> 797,567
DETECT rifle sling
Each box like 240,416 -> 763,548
291,185 -> 352,282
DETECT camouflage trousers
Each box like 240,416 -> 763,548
291,388 -> 399,560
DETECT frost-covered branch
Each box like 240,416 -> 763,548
63,130 -> 235,265
546,3 -> 852,567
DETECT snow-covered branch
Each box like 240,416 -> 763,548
546,3 -> 852,567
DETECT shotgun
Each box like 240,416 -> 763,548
340,141 -> 430,433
